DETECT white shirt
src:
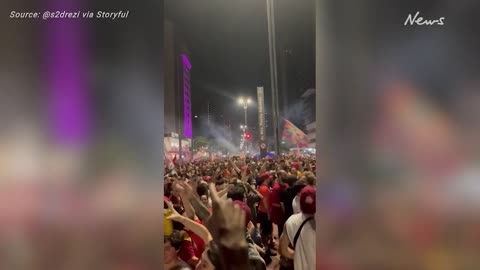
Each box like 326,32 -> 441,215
292,195 -> 301,214
285,213 -> 315,270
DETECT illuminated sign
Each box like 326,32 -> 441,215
257,87 -> 267,157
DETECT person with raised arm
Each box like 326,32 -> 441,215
205,183 -> 251,270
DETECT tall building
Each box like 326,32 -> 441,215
207,100 -> 211,127
306,122 -> 316,148
164,20 -> 177,134
164,19 -> 192,159
301,88 -> 316,148
279,48 -> 293,116
301,89 -> 315,126
181,54 -> 192,139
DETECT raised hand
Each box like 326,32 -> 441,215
165,201 -> 183,222
176,181 -> 195,200
205,183 -> 247,249
190,177 -> 199,196
241,168 -> 248,183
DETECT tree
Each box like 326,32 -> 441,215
193,136 -> 209,150
280,143 -> 290,154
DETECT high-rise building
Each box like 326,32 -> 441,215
207,100 -> 211,127
181,54 -> 192,139
306,122 -> 316,148
301,89 -> 315,126
279,48 -> 293,116
301,88 -> 316,148
164,19 -> 192,159
164,20 -> 177,135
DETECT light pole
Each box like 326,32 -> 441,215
266,0 -> 280,155
240,125 -> 247,133
238,97 -> 251,152
238,97 -> 251,129
240,124 -> 246,151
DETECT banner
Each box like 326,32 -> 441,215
257,87 -> 267,157
282,120 -> 309,147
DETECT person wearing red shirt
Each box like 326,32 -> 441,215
164,230 -> 193,270
257,172 -> 273,255
169,205 -> 199,268
270,170 -> 288,238
185,219 -> 207,258
176,228 -> 199,268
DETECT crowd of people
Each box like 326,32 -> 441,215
163,156 -> 317,270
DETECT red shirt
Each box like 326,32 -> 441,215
177,230 -> 196,263
270,182 -> 285,224
185,219 -> 206,258
258,185 -> 270,213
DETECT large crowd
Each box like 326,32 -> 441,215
163,156 -> 317,270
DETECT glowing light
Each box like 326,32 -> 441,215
182,54 -> 192,138
46,0 -> 90,145
181,54 -> 192,70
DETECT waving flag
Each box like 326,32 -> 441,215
282,120 -> 309,147
372,81 -> 462,180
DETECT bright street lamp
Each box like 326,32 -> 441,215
238,96 -> 251,152
238,96 -> 250,128
240,125 -> 247,139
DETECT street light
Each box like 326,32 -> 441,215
238,97 -> 251,105
238,96 -> 251,130
238,97 -> 251,152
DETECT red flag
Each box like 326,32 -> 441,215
172,155 -> 177,166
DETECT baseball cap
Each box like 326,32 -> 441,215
259,173 -> 272,181
300,186 -> 316,215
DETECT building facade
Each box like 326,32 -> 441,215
302,88 -> 316,148
164,19 -> 192,160
301,88 -> 315,127
306,122 -> 316,148
164,19 -> 179,135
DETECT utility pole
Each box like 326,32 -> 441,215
266,0 -> 280,155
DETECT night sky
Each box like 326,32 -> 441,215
165,0 -> 315,137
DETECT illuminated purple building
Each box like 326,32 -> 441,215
164,19 -> 192,158
45,0 -> 90,146
181,54 -> 192,138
